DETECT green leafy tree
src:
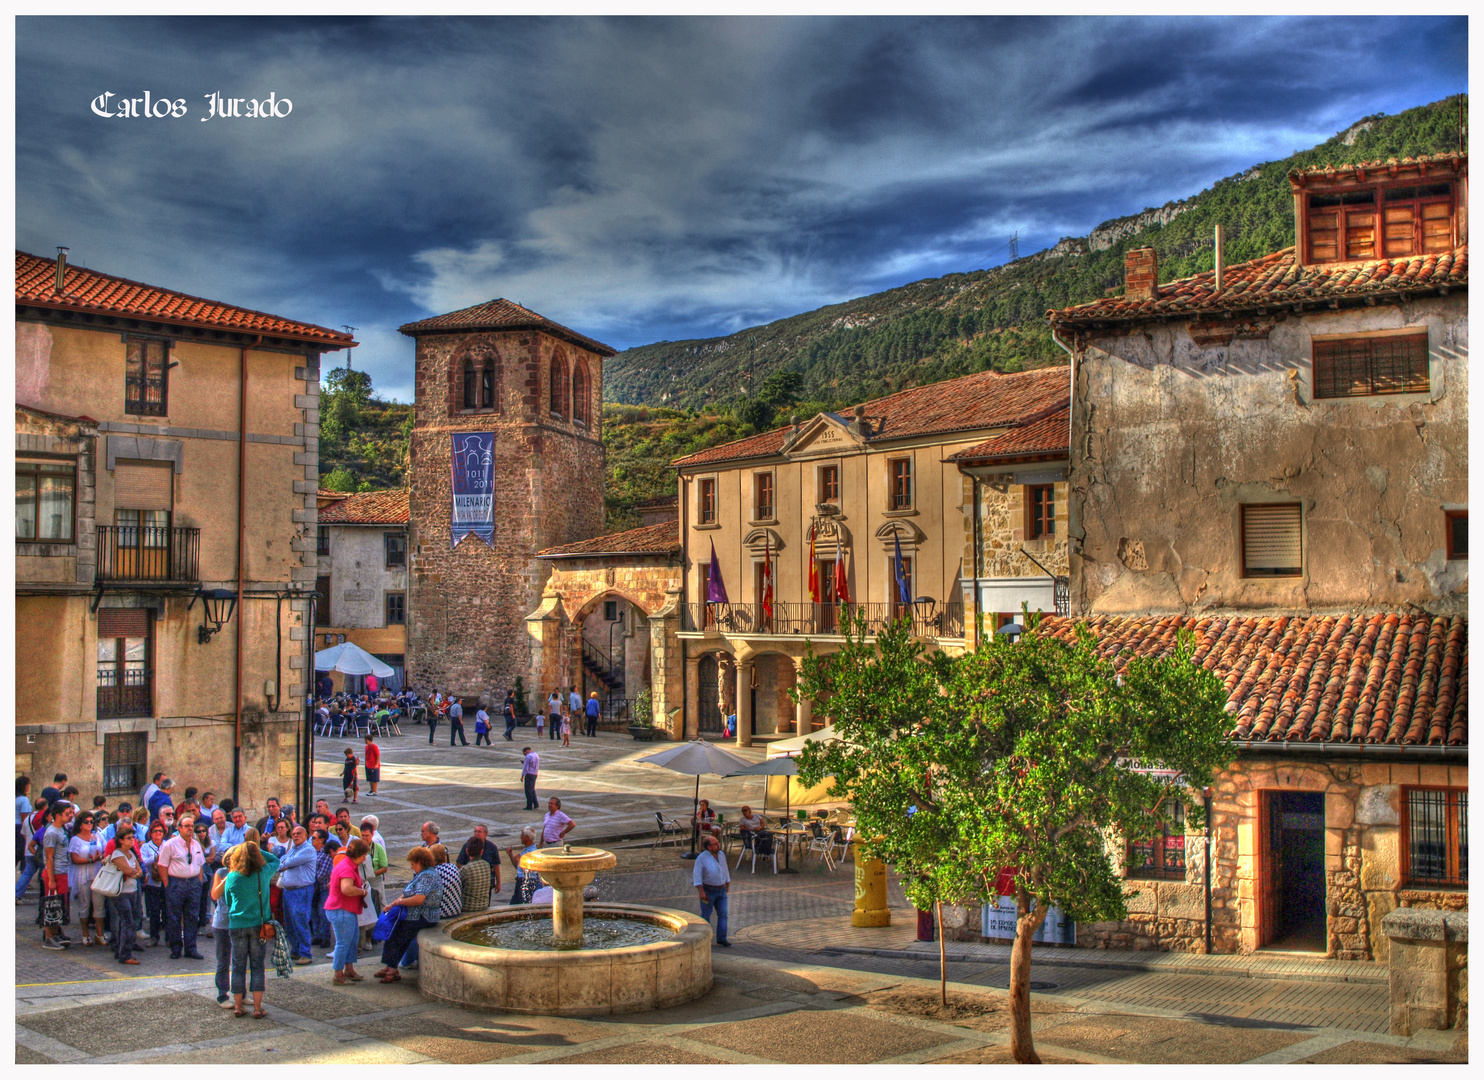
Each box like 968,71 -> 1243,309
733,397 -> 776,433
759,368 -> 804,406
321,465 -> 357,492
795,613 -> 1232,1063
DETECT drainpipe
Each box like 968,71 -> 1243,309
233,334 -> 263,803
1204,786 -> 1214,955
1049,323 -> 1075,615
971,476 -> 983,648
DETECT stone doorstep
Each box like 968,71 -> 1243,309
820,944 -> 1390,985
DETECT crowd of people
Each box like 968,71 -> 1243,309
15,766 -> 583,1012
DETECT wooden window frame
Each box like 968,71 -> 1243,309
1241,503 -> 1303,579
1312,331 -> 1430,399
1305,180 -> 1455,264
125,337 -> 170,417
754,472 -> 775,521
1400,787 -> 1467,888
889,458 -> 913,511
16,458 -> 78,543
384,532 -> 407,569
1126,800 -> 1188,881
888,554 -> 914,619
315,575 -> 332,626
698,477 -> 717,525
819,464 -> 840,505
1445,510 -> 1467,561
1025,483 -> 1055,540
385,591 -> 406,626
317,526 -> 330,556
96,613 -> 153,721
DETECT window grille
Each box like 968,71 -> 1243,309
1313,333 -> 1429,399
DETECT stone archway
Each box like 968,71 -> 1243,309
750,652 -> 797,735
564,589 -> 660,709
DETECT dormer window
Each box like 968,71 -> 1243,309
1302,177 -> 1456,265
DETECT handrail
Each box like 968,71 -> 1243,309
95,525 -> 200,584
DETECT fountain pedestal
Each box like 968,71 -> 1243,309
520,844 -> 617,943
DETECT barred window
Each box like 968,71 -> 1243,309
126,338 -> 169,416
1405,788 -> 1467,887
103,732 -> 148,796
1312,333 -> 1429,399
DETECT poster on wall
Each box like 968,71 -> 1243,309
982,895 -> 1076,945
450,432 -> 495,547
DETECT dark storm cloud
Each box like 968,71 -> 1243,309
15,15 -> 1466,401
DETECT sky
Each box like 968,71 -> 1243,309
14,15 -> 1469,403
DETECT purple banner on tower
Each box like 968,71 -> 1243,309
450,432 -> 495,547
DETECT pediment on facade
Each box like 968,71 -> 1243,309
875,520 -> 926,549
743,528 -> 785,556
781,414 -> 866,459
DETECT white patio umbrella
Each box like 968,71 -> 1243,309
637,740 -> 754,857
314,641 -> 395,678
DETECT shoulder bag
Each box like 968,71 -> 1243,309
255,868 -> 294,977
92,853 -> 126,898
256,869 -> 276,941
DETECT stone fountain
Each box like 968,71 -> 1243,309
417,844 -> 713,1016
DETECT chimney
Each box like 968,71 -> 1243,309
54,247 -> 69,295
1214,224 -> 1224,292
1124,246 -> 1158,302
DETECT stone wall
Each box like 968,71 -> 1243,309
406,328 -> 606,703
1068,295 -> 1468,615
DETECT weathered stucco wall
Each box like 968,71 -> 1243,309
1069,296 -> 1467,614
318,524 -> 408,630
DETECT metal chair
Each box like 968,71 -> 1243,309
805,822 -> 835,870
652,812 -> 685,848
827,825 -> 854,866
737,829 -> 777,874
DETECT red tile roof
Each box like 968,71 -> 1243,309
537,521 -> 680,558
1049,245 -> 1466,327
673,366 -> 1069,469
1036,613 -> 1466,748
398,298 -> 615,356
15,251 -> 355,347
949,404 -> 1069,463
1288,152 -> 1465,188
316,489 -> 409,525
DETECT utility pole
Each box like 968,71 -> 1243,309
342,326 -> 357,369
1007,231 -> 1019,262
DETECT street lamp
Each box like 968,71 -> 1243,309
194,588 -> 238,644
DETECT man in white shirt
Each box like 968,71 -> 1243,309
156,814 -> 206,959
691,834 -> 732,946
542,797 -> 575,844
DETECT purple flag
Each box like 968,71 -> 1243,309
706,541 -> 729,603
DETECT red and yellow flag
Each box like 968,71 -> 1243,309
808,526 -> 819,604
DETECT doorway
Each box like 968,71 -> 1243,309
696,655 -> 723,734
1258,790 -> 1327,951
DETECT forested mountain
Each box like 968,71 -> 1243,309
604,96 -> 1465,410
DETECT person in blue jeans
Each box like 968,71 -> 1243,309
692,834 -> 732,946
585,692 -> 601,737
208,865 -> 234,1006
276,825 -> 316,964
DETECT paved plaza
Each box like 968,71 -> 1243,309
13,728 -> 1468,1064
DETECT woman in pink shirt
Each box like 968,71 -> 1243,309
323,837 -> 368,984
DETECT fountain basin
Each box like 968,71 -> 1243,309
417,903 -> 713,1016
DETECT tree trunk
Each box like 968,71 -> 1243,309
1009,887 -> 1049,1064
936,900 -> 947,1007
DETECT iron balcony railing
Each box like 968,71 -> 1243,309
97,673 -> 152,720
95,526 -> 200,585
681,599 -> 967,639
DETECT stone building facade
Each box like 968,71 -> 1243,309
998,152 -> 1471,961
314,488 -> 409,691
400,299 -> 613,703
14,249 -> 353,811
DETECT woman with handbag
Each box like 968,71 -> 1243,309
102,830 -> 144,965
218,838 -> 280,1018
324,837 -> 368,984
67,812 -> 106,946
373,846 -> 442,983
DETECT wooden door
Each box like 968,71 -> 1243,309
1257,790 -> 1281,947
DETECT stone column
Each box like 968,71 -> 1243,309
794,656 -> 812,737
683,653 -> 700,740
1382,907 -> 1468,1035
736,660 -> 753,748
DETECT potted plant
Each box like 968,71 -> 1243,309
627,687 -> 659,741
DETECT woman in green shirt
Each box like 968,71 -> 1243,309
215,838 -> 280,1018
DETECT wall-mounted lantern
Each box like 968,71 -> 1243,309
193,588 -> 238,644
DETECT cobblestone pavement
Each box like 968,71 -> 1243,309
14,742 -> 1465,1063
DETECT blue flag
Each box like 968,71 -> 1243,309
894,530 -> 911,605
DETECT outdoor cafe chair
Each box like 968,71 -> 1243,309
828,824 -> 855,865
738,829 -> 778,874
805,822 -> 836,870
652,812 -> 685,848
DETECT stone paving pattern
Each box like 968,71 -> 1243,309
13,729 -> 1468,1063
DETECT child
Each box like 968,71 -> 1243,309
560,708 -> 571,747
535,708 -> 546,740
341,748 -> 359,804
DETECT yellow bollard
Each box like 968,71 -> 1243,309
852,846 -> 890,927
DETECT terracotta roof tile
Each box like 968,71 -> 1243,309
398,298 -> 615,356
948,404 -> 1069,463
1035,613 -> 1466,748
16,251 -> 354,347
316,489 -> 409,525
1288,152 -> 1465,186
1048,245 -> 1466,326
537,521 -> 680,558
674,366 -> 1068,469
